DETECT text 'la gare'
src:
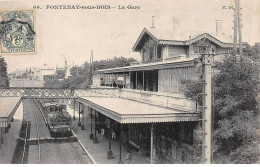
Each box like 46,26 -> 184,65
118,5 -> 140,9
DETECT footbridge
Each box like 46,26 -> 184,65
0,87 -> 117,99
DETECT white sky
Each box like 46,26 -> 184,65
1,0 -> 259,73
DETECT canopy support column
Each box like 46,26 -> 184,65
89,108 -> 94,139
112,73 -> 113,87
129,71 -> 131,88
136,71 -> 138,90
107,119 -> 113,159
0,127 -> 3,148
93,110 -> 98,143
143,71 -> 145,91
118,124 -> 123,163
78,102 -> 81,126
81,104 -> 85,130
117,73 -> 119,88
150,123 -> 154,164
73,99 -> 75,120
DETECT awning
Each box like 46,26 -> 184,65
0,97 -> 22,127
93,58 -> 195,74
78,97 -> 199,124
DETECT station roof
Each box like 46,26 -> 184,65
93,58 -> 195,74
133,27 -> 233,51
0,97 -> 22,127
78,97 -> 199,124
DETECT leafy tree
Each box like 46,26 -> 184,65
55,69 -> 65,79
93,56 -> 136,71
70,66 -> 84,76
44,56 -> 136,89
243,43 -> 260,61
0,57 -> 9,87
181,46 -> 259,163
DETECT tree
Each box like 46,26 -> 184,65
55,69 -> 65,79
0,57 -> 9,87
181,49 -> 259,163
70,66 -> 84,77
44,56 -> 136,89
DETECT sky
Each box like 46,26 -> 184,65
0,0 -> 259,73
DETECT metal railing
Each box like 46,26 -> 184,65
0,87 -> 197,112
0,87 -> 73,98
118,89 -> 197,112
0,87 -> 117,98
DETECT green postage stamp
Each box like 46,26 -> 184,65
0,10 -> 36,55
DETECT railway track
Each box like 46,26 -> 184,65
31,99 -> 41,163
21,99 -> 41,164
19,99 -> 94,164
21,121 -> 29,164
70,141 -> 85,163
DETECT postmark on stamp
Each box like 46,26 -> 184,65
0,10 -> 36,55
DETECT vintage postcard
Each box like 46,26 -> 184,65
0,0 -> 259,165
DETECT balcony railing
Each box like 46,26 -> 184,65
130,58 -> 163,66
118,89 -> 197,112
88,87 -> 198,112
0,87 -> 198,112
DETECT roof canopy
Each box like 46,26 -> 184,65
78,97 -> 199,124
94,58 -> 195,74
133,27 -> 233,51
0,97 -> 22,127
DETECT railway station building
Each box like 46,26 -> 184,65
79,21 -> 233,164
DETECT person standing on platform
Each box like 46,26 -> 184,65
111,129 -> 116,139
101,128 -> 105,141
125,150 -> 132,164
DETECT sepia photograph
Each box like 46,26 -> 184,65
0,0 -> 259,164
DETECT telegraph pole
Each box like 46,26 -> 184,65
89,49 -> 93,85
233,0 -> 243,56
237,0 -> 243,56
199,45 -> 213,164
233,0 -> 238,55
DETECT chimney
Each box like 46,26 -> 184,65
150,16 -> 155,28
172,17 -> 180,34
216,20 -> 223,37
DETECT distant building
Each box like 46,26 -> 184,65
40,65 -> 56,81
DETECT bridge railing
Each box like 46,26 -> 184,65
0,87 -> 198,112
0,87 -> 118,98
0,87 -> 74,98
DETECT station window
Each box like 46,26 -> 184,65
150,46 -> 154,60
193,45 -> 199,54
143,48 -> 147,61
157,45 -> 162,59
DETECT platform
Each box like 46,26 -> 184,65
70,109 -> 150,164
0,97 -> 22,128
0,100 -> 23,163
